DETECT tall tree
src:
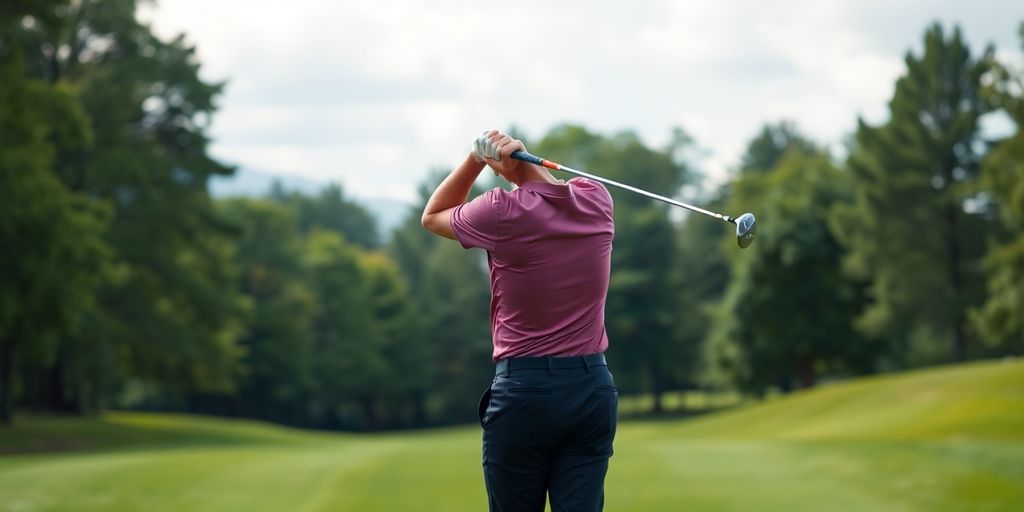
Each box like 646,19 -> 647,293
360,252 -> 432,425
739,121 -> 818,174
691,121 -> 817,390
0,3 -> 112,422
305,231 -> 395,429
671,193 -> 731,391
831,24 -> 996,364
217,199 -> 316,425
709,152 -> 869,393
13,0 -> 247,404
972,22 -> 1024,354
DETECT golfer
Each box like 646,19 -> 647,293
422,130 -> 617,511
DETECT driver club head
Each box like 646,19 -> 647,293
734,213 -> 756,248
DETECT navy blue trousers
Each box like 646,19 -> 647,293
478,355 -> 618,512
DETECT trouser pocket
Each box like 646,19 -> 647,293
478,387 -> 492,428
594,385 -> 619,439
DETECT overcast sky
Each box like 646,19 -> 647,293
141,0 -> 1023,203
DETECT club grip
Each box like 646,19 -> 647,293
511,150 -> 544,166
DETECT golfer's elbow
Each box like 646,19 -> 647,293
421,211 -> 441,235
421,210 -> 455,239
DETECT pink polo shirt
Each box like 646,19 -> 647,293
450,177 -> 614,361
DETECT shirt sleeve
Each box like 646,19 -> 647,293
449,188 -> 504,251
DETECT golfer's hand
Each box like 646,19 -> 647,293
473,130 -> 525,175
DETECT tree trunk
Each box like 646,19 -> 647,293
19,351 -> 74,413
44,358 -> 72,412
649,360 -> 664,414
0,338 -> 14,426
412,393 -> 427,427
945,203 -> 967,362
360,399 -> 378,430
797,356 -> 816,389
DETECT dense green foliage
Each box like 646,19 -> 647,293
972,22 -> 1024,355
738,121 -> 819,175
1,0 -> 113,424
832,25 -> 998,365
2,0 -> 1023,428
709,152 -> 871,393
1,359 -> 1021,511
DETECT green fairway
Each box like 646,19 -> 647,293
2,359 -> 1023,511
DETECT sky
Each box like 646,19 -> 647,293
141,0 -> 1023,203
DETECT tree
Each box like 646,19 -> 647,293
739,121 -> 818,174
671,193 -> 731,391
0,7 -> 112,422
305,231 -> 392,429
361,252 -> 434,425
12,0 -> 248,405
388,173 -> 492,423
272,183 -> 380,249
215,199 -> 316,425
831,24 -> 996,364
708,152 -> 869,393
972,22 -> 1024,354
212,198 -> 427,429
0,172 -> 112,425
693,122 -> 817,390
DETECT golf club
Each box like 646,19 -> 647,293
511,150 -> 757,248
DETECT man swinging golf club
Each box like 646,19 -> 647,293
422,130 -> 618,512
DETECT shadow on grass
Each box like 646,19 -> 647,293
618,407 -> 730,423
0,412 -> 334,456
2,402 -> 747,457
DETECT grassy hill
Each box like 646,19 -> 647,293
1,359 -> 1022,511
665,358 -> 1024,440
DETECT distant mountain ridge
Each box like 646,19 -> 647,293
210,168 -> 412,239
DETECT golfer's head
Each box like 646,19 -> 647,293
492,163 -> 516,185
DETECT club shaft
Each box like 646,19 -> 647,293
511,150 -> 733,223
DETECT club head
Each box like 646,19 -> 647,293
734,213 -> 756,248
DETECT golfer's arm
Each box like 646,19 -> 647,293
421,152 -> 486,240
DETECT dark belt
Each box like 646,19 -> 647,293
495,353 -> 607,375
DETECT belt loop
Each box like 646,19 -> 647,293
547,356 -> 554,375
583,356 -> 591,373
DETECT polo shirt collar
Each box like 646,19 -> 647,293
519,180 -> 573,198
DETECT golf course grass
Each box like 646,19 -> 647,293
1,359 -> 1022,511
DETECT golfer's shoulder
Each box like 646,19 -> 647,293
457,188 -> 510,222
479,187 -> 511,204
569,178 -> 613,206
477,187 -> 514,215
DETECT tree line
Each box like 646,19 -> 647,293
2,1 -> 1022,428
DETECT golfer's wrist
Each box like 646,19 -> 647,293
468,151 -> 486,167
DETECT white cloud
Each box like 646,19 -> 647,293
141,0 -> 1023,202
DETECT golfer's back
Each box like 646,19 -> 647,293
450,177 -> 614,361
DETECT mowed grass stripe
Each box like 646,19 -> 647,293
0,442 -> 403,511
310,429 -> 485,512
610,440 -> 905,512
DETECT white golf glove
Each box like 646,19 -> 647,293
472,132 -> 501,163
